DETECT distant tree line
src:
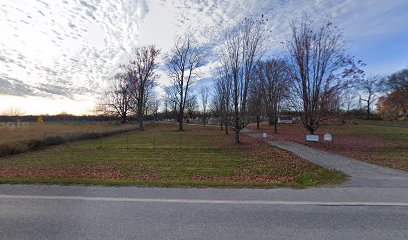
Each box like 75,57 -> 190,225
0,114 -> 122,123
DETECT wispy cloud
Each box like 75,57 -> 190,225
0,0 -> 407,114
0,0 -> 149,99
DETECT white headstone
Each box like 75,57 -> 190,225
262,133 -> 267,138
306,134 -> 319,142
324,133 -> 332,142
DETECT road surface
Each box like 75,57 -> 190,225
1,185 -> 408,240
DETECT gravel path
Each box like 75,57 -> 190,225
242,129 -> 408,188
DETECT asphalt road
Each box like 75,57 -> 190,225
1,185 -> 408,240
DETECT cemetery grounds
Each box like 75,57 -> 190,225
0,123 -> 345,188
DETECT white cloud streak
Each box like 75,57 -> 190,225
0,0 -> 407,114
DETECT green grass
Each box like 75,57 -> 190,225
0,123 -> 346,188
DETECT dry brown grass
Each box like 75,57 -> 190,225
0,122 -> 137,157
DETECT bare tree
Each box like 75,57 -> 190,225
186,95 -> 198,121
163,95 -> 170,120
212,64 -> 232,134
101,73 -> 132,123
2,107 -> 25,117
248,76 -> 264,129
151,98 -> 160,120
200,86 -> 209,126
255,59 -> 290,133
219,17 -> 267,143
166,34 -> 205,131
164,85 -> 179,121
287,16 -> 363,134
359,75 -> 381,119
211,81 -> 223,129
126,45 -> 160,130
144,91 -> 160,120
341,87 -> 358,113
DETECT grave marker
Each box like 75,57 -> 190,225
306,134 -> 319,142
324,133 -> 332,142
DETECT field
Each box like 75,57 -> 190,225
0,122 -> 137,157
249,122 -> 408,171
0,123 -> 345,188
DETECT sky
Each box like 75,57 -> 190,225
0,0 -> 407,115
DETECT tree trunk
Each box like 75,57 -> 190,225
234,130 -> 240,144
220,121 -> 223,130
137,96 -> 144,130
225,121 -> 229,135
256,115 -> 260,129
121,113 -> 127,123
203,113 -> 206,127
274,117 -> 278,134
178,114 -> 183,131
138,109 -> 144,131
367,105 -> 371,120
234,100 -> 240,143
139,118 -> 144,131
178,100 -> 184,131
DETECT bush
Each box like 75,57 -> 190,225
44,135 -> 66,146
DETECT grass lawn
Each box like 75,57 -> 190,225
0,123 -> 346,188
249,121 -> 408,171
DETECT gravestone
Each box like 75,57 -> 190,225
324,133 -> 332,142
306,134 -> 319,142
262,133 -> 267,139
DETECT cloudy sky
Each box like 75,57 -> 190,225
1,0 -> 407,115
